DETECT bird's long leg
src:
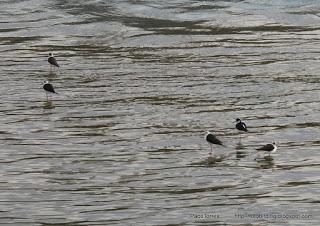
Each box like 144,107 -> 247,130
209,144 -> 213,155
46,92 -> 48,101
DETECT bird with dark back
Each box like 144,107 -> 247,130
48,53 -> 60,68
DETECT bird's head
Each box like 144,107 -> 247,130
43,80 -> 49,84
234,118 -> 241,122
49,53 -> 53,57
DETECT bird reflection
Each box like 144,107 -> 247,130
255,156 -> 275,169
235,142 -> 246,159
43,100 -> 55,109
47,70 -> 58,78
235,142 -> 245,150
206,154 -> 225,165
236,150 -> 246,160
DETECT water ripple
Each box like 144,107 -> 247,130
0,0 -> 320,225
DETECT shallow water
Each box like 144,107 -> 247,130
0,0 -> 320,225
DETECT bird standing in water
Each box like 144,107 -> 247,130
205,131 -> 223,155
43,81 -> 57,101
256,142 -> 277,157
48,53 -> 60,68
235,118 -> 248,142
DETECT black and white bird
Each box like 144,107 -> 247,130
256,142 -> 277,156
235,118 -> 248,132
48,53 -> 60,68
43,81 -> 57,100
234,118 -> 248,142
205,131 -> 223,155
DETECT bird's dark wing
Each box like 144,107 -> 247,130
43,83 -> 56,93
48,56 -> 60,67
236,122 -> 248,132
241,122 -> 248,132
206,134 -> 223,145
256,144 -> 274,151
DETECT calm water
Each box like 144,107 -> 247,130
0,0 -> 320,225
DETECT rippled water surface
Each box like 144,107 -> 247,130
1,0 -> 320,225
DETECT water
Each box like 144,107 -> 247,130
0,0 -> 320,225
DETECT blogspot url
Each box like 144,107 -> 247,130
191,212 -> 313,223
234,212 -> 313,221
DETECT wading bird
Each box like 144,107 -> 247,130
235,118 -> 248,142
43,81 -> 57,101
256,142 -> 277,157
205,131 -> 223,155
48,53 -> 60,68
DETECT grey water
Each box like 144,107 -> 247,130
0,0 -> 320,225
